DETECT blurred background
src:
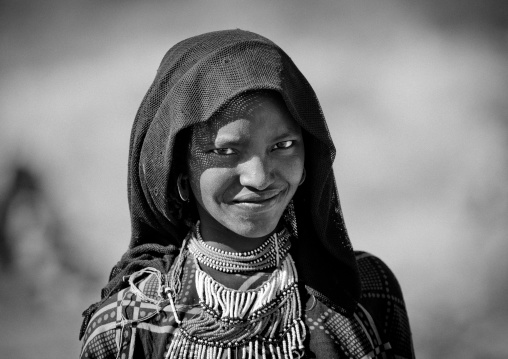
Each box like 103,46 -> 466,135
1,0 -> 507,358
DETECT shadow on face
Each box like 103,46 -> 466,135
184,91 -> 305,242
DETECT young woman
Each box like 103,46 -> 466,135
79,29 -> 415,359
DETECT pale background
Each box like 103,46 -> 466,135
1,1 -> 507,358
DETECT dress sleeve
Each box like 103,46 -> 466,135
80,327 -> 118,359
79,296 -> 120,359
355,251 -> 416,359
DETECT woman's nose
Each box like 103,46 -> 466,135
238,156 -> 273,190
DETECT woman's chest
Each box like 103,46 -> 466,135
126,256 -> 385,359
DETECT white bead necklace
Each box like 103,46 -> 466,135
165,223 -> 306,359
188,221 -> 291,273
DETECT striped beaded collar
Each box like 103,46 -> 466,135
187,222 -> 291,273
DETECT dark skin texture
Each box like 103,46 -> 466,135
184,92 -> 305,288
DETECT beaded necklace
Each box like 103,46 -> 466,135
165,223 -> 306,359
188,222 -> 291,273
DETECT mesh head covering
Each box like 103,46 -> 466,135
80,29 -> 360,339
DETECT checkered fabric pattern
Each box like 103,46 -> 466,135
81,252 -> 414,359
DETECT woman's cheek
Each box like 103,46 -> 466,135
279,153 -> 305,187
187,152 -> 224,202
197,167 -> 235,207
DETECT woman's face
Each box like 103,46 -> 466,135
187,92 -> 305,239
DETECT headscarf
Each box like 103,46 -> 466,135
80,29 -> 360,339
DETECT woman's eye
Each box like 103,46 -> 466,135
212,148 -> 235,155
273,140 -> 294,150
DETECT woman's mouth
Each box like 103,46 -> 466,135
230,190 -> 282,211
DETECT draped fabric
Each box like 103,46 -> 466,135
80,252 -> 415,359
80,29 -> 363,339
127,29 -> 360,309
79,31 -> 415,359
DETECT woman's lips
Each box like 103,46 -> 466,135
232,189 -> 281,202
229,189 -> 282,211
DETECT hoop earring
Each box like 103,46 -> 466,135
177,174 -> 189,202
299,168 -> 306,186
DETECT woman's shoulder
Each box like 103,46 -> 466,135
80,270 -> 164,359
354,251 -> 415,359
80,288 -> 123,359
354,251 -> 405,301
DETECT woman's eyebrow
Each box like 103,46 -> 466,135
213,134 -> 244,147
210,130 -> 300,146
271,131 -> 301,142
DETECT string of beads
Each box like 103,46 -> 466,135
164,222 -> 306,359
188,221 -> 291,273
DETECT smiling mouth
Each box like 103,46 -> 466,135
233,198 -> 274,207
232,190 -> 282,204
228,190 -> 284,211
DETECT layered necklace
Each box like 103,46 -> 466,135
188,224 -> 291,273
165,222 -> 306,359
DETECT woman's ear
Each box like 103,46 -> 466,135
177,173 -> 190,202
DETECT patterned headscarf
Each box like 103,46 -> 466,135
80,29 -> 360,339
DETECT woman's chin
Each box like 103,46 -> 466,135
196,202 -> 284,240
221,217 -> 279,239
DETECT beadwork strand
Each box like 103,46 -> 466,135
188,221 -> 291,273
165,223 -> 306,359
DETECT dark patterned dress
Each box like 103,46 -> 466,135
80,252 -> 414,359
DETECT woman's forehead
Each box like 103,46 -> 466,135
190,91 -> 301,143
